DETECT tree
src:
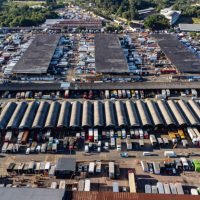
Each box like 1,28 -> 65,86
144,14 -> 170,30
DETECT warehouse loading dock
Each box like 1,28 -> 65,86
95,34 -> 129,74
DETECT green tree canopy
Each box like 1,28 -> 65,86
144,14 -> 170,30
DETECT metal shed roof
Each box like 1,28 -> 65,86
104,101 -> 116,127
7,102 -> 28,129
69,101 -> 82,128
82,101 -> 93,127
157,100 -> 176,126
0,102 -> 17,129
135,100 -> 152,127
125,100 -> 140,127
0,188 -> 65,200
188,99 -> 200,121
32,101 -> 50,129
45,101 -> 61,128
146,100 -> 164,127
57,101 -> 71,128
167,100 -> 187,126
115,101 -> 127,127
56,157 -> 76,172
93,101 -> 104,127
19,101 -> 39,129
177,100 -> 199,126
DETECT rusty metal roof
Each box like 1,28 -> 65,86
65,192 -> 200,200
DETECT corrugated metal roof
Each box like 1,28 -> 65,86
125,100 -> 140,127
82,101 -> 93,127
0,102 -> 17,129
115,101 -> 127,127
93,101 -> 104,127
19,101 -> 39,129
69,101 -> 82,128
104,101 -> 116,127
32,101 -> 50,129
45,101 -> 61,128
57,101 -> 71,128
0,188 -> 65,200
7,102 -> 28,129
136,100 -> 152,127
146,100 -> 164,127
67,191 -> 200,200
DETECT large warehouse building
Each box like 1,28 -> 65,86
12,34 -> 60,76
153,34 -> 200,73
0,99 -> 200,131
95,34 -> 129,74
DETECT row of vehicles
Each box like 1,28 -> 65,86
105,89 -> 144,99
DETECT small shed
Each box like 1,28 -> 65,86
55,158 -> 76,178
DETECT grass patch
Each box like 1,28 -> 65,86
192,18 -> 200,24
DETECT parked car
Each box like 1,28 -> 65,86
120,152 -> 129,158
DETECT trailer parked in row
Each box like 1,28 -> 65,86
150,135 -> 157,147
153,162 -> 160,174
175,183 -> 184,195
145,184 -> 151,193
109,162 -> 115,179
89,162 -> 95,174
164,183 -> 171,194
78,180 -> 85,191
113,182 -> 119,192
84,179 -> 90,192
157,182 -> 164,194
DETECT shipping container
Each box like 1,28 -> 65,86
126,138 -> 132,150
17,131 -> 24,144
111,137 -> 115,148
169,183 -> 177,194
139,139 -> 144,147
157,182 -> 164,194
141,161 -> 148,172
50,182 -> 57,189
151,186 -> 158,194
113,182 -> 119,192
78,180 -> 85,191
145,184 -> 151,193
164,183 -> 171,194
41,143 -> 47,153
109,162 -> 115,179
89,162 -> 95,174
96,161 -> 101,173
157,138 -> 164,147
128,171 -> 136,193
6,143 -> 13,153
59,180 -> 66,189
153,162 -> 160,174
191,188 -> 198,195
163,137 -> 169,146
21,130 -> 29,144
175,183 -> 184,195
122,129 -> 126,139
30,142 -> 37,153
150,135 -> 157,147
84,179 -> 90,191
88,128 -> 94,142
5,131 -> 12,142
94,129 -> 98,142
180,157 -> 189,171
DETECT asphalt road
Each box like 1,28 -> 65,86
1,81 -> 200,91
